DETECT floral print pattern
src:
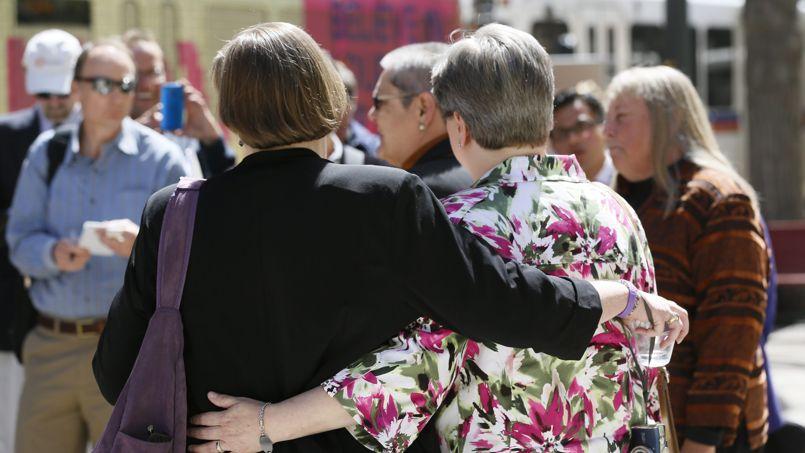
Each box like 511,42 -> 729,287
323,155 -> 660,452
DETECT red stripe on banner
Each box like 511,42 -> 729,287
711,119 -> 740,132
7,37 -> 35,112
176,41 -> 204,93
303,0 -> 459,129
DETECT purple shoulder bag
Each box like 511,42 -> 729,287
94,177 -> 204,453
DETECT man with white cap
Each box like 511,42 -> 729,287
6,37 -> 190,452
0,28 -> 82,453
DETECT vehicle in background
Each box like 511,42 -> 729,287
460,0 -> 805,178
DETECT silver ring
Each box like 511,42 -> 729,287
216,440 -> 225,453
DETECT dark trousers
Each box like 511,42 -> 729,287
717,427 -> 763,453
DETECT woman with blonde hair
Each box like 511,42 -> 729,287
606,65 -> 769,453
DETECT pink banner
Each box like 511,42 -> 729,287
176,41 -> 204,93
7,37 -> 35,112
304,0 -> 459,127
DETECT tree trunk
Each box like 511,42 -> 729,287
744,0 -> 803,220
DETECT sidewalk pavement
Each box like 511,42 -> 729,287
766,321 -> 805,426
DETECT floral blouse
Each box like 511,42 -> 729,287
323,155 -> 660,452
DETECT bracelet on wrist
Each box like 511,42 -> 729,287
258,401 -> 274,453
617,279 -> 639,318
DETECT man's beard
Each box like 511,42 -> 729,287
43,104 -> 72,124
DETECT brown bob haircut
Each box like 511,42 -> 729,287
212,22 -> 347,149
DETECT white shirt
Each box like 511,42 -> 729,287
163,133 -> 204,179
593,150 -> 616,186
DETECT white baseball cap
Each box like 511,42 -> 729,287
23,29 -> 82,96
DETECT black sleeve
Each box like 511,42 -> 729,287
392,174 -> 601,360
363,154 -> 392,167
92,185 -> 174,404
197,137 -> 236,177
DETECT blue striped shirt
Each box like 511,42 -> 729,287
6,117 -> 191,319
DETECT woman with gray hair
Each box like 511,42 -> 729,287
189,24 -> 689,452
367,41 -> 473,198
606,66 -> 769,453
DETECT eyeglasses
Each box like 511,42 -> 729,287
372,93 -> 416,111
75,76 -> 136,95
550,119 -> 602,142
35,93 -> 71,100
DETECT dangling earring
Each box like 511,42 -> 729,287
418,123 -> 425,132
457,141 -> 462,149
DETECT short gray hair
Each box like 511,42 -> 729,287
380,42 -> 448,107
433,24 -> 554,149
333,60 -> 357,98
122,28 -> 158,49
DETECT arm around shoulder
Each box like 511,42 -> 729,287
391,173 -> 602,359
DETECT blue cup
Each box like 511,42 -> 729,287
160,82 -> 184,131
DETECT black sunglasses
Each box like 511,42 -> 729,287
372,93 -> 416,111
35,93 -> 71,100
75,76 -> 136,95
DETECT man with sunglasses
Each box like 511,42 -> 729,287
5,39 -> 190,453
0,28 -> 82,453
551,88 -> 615,185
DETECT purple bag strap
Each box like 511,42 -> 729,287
156,177 -> 204,310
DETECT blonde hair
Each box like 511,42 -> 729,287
607,65 -> 758,212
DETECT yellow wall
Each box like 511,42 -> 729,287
0,0 -> 13,114
0,0 -> 304,113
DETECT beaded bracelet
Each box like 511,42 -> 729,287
618,279 -> 639,318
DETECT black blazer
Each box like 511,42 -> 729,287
409,138 -> 473,199
93,148 -> 602,452
0,108 -> 40,351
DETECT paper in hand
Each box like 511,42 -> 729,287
77,219 -> 135,256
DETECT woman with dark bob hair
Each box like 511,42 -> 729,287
94,23 -> 686,452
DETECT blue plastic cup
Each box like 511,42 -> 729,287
160,82 -> 184,131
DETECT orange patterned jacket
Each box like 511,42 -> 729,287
618,159 -> 769,450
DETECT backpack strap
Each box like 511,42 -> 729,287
46,129 -> 71,186
156,177 -> 205,310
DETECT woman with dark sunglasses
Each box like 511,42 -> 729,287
366,42 -> 473,199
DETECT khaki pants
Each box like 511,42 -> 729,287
15,326 -> 112,453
